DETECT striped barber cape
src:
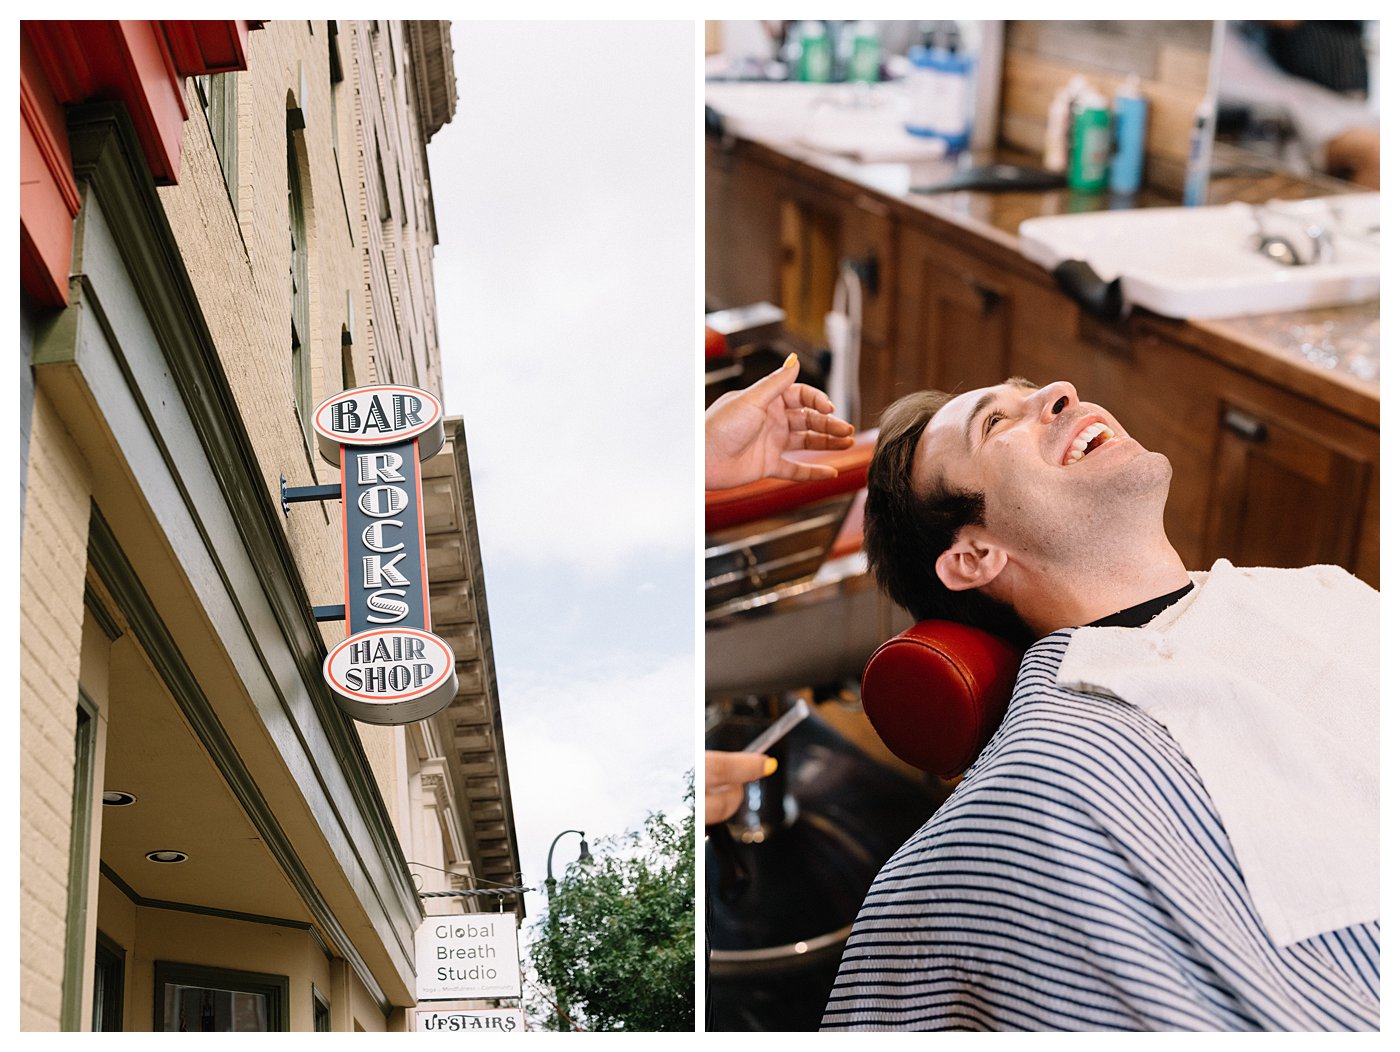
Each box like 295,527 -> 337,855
822,631 -> 1380,1031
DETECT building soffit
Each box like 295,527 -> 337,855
30,102 -> 424,1010
420,418 -> 525,919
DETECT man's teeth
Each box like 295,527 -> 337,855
1064,422 -> 1115,464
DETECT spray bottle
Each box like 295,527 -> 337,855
905,21 -> 973,152
848,20 -> 881,83
1108,75 -> 1148,196
1067,87 -> 1110,193
1183,100 -> 1213,206
1044,76 -> 1086,173
797,21 -> 831,83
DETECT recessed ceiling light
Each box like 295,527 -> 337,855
145,850 -> 188,864
103,791 -> 137,806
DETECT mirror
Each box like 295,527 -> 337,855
1214,20 -> 1380,189
705,20 -> 1006,155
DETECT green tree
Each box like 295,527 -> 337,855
528,777 -> 695,1032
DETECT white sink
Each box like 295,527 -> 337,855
706,81 -> 946,163
1018,194 -> 1379,319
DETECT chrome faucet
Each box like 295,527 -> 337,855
1252,206 -> 1334,267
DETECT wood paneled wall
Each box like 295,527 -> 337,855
1000,21 -> 1214,194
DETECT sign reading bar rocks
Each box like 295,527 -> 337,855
413,1008 -> 526,1033
415,915 -> 522,1001
313,385 -> 457,725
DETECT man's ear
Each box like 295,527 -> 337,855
935,529 -> 1008,593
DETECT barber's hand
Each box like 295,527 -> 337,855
705,750 -> 777,825
705,354 -> 856,490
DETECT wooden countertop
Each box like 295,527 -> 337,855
714,133 -> 1380,428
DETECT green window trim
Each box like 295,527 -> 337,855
61,689 -> 100,1031
92,931 -> 125,1032
195,73 -> 239,212
288,128 -> 312,449
153,962 -> 290,1032
312,985 -> 331,1032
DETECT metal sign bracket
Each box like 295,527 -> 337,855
280,474 -> 342,516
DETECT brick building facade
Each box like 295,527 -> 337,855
20,20 -> 521,1032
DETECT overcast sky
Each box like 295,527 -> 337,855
426,21 -> 697,922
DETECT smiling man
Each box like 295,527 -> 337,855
822,379 -> 1380,1032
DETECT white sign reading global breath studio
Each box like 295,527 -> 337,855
313,385 -> 458,724
414,915 -> 522,1001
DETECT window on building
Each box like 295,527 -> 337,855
92,933 -> 125,1032
374,141 -> 391,223
154,963 -> 289,1032
312,987 -> 331,1032
195,74 -> 239,210
288,128 -> 312,450
328,22 -> 343,159
340,327 -> 356,390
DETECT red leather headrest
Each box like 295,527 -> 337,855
861,621 -> 1023,780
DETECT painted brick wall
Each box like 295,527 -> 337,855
154,20 -> 451,842
160,21 -> 357,642
19,20 -> 454,1026
19,391 -> 94,1031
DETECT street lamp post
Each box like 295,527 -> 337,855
544,829 -> 591,1030
545,829 -> 591,899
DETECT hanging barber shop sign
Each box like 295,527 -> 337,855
311,385 -> 458,724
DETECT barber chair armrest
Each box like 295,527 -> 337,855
705,325 -> 728,360
861,621 -> 1023,780
705,430 -> 876,534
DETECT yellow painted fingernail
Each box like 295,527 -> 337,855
762,757 -> 779,776
783,353 -> 798,369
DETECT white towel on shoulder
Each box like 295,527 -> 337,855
1057,559 -> 1379,947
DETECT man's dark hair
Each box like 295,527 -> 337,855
863,389 -> 1033,646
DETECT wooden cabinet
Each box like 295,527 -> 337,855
890,231 -> 1012,410
779,185 -> 893,430
706,138 -> 784,310
1009,304 -> 1379,585
705,140 -> 1379,587
1201,369 -> 1375,577
707,139 -> 893,429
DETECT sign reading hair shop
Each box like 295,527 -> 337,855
413,1008 -> 526,1033
414,914 -> 522,1001
313,385 -> 457,724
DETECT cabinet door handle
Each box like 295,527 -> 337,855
971,280 -> 1003,314
1222,408 -> 1268,443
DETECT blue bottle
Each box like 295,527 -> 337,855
1108,75 -> 1147,196
905,23 -> 973,152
